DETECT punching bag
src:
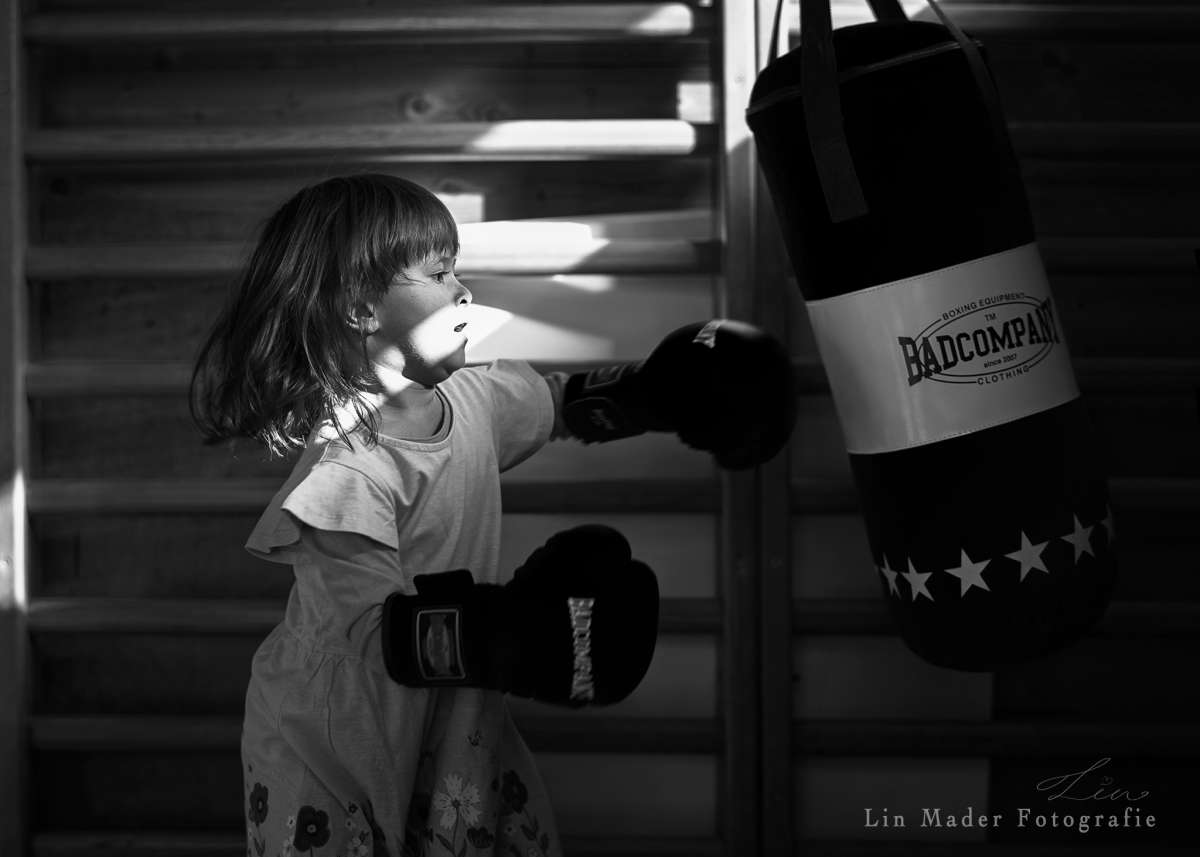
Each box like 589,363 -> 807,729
747,0 -> 1116,670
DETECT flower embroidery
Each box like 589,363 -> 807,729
249,783 -> 270,825
294,806 -> 331,851
432,774 -> 481,829
500,771 -> 528,815
466,826 -> 495,848
340,830 -> 370,857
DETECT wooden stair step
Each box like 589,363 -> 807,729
23,5 -> 705,45
25,120 -> 710,163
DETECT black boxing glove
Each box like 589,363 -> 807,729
560,319 -> 797,469
381,525 -> 659,707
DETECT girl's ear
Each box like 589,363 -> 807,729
347,301 -> 380,336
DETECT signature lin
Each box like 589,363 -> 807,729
1036,757 -> 1149,802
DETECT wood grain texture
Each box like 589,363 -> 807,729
28,163 -> 713,245
37,43 -> 708,126
25,120 -> 711,162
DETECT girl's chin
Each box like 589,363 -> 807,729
408,348 -> 466,385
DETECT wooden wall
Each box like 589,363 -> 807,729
15,1 -> 747,856
2,1 -> 1197,857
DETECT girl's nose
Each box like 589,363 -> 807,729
456,282 -> 473,306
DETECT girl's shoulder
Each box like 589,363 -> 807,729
245,432 -> 402,561
441,358 -> 545,411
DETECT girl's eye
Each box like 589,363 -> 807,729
433,272 -> 448,284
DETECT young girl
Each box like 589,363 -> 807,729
191,172 -> 793,857
191,174 -> 570,857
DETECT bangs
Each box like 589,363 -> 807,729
359,175 -> 460,285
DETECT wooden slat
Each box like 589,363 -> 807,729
783,237 -> 1200,285
717,0 -> 764,851
22,476 -> 1199,517
22,356 -> 1199,398
31,714 -> 719,754
0,0 -> 25,853
31,712 -> 1200,758
793,599 -> 1200,637
24,120 -> 709,163
794,718 -> 1200,757
31,596 -> 1196,639
22,121 -> 1195,163
1038,236 -> 1200,274
23,5 -> 704,44
25,3 -> 1200,47
26,596 -> 721,635
24,357 -> 768,397
1073,358 -> 1200,393
26,234 -> 1192,281
25,238 -> 717,279
22,359 -> 812,398
32,833 -> 723,857
1012,121 -> 1200,159
750,1 -> 796,851
25,478 -> 723,514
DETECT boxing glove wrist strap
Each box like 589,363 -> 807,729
381,573 -> 511,689
561,361 -> 665,443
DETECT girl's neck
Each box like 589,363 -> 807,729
365,361 -> 445,439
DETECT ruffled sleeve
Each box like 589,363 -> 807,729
246,459 -> 399,563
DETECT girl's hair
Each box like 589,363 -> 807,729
189,173 -> 460,456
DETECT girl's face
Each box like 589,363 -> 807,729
365,251 -> 473,387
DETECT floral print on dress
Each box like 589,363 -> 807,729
246,775 -> 270,857
245,731 -> 555,857
340,802 -> 375,857
396,734 -> 554,856
492,770 -> 551,857
294,806 -> 332,851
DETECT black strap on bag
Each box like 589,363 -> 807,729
765,0 -> 1011,224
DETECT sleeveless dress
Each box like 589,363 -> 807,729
240,360 -> 562,857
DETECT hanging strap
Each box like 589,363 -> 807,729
768,0 -> 907,61
765,0 -> 1010,224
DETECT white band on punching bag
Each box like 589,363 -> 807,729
806,243 -> 1080,454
